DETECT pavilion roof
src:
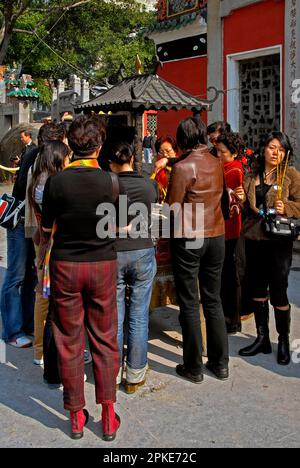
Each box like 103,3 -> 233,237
75,73 -> 209,113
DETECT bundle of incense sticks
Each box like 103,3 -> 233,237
276,150 -> 290,200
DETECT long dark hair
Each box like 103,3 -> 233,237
37,122 -> 67,146
257,131 -> 293,176
28,140 -> 70,211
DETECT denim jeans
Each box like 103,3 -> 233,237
117,248 -> 156,372
143,148 -> 153,164
171,236 -> 229,373
1,223 -> 36,341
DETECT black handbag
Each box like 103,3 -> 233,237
264,215 -> 300,239
260,175 -> 300,240
0,193 -> 25,230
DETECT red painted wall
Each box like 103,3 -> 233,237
223,0 -> 285,121
157,56 -> 208,138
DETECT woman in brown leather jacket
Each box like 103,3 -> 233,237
239,132 -> 300,365
166,117 -> 229,383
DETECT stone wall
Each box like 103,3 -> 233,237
51,75 -> 90,121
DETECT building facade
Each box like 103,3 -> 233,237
147,0 -> 300,163
147,0 -> 208,136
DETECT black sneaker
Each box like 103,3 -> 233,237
175,364 -> 203,384
205,362 -> 229,380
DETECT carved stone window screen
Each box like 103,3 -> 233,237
239,54 -> 280,149
147,114 -> 158,135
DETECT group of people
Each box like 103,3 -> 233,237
1,114 -> 299,442
153,119 -> 300,377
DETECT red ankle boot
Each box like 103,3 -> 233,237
70,409 -> 89,439
101,401 -> 120,442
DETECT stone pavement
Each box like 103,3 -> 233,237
0,184 -> 299,448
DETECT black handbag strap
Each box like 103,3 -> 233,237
109,172 -> 120,203
259,173 -> 272,216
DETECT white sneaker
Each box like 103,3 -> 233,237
84,373 -> 87,382
33,359 -> 44,366
8,337 -> 32,348
84,350 -> 92,365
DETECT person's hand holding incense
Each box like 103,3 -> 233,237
275,199 -> 285,215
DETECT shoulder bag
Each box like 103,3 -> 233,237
0,193 -> 25,230
260,175 -> 300,240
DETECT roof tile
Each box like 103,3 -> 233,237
76,74 -> 208,113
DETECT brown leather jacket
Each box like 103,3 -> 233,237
166,145 -> 225,238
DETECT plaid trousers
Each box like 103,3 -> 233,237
50,259 -> 119,412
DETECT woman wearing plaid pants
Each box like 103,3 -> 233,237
42,115 -> 121,441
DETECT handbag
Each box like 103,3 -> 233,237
263,214 -> 300,239
0,193 -> 25,230
260,175 -> 300,240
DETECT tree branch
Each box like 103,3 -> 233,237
8,0 -> 92,45
11,0 -> 31,24
13,28 -> 34,35
29,0 -> 92,12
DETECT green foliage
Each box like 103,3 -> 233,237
4,0 -> 156,88
34,78 -> 52,105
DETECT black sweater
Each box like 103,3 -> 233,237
116,171 -> 158,252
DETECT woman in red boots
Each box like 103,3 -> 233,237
42,115 -> 121,441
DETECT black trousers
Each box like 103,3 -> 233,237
221,238 -> 242,327
43,301 -> 60,384
21,239 -> 37,335
171,236 -> 228,374
245,238 -> 293,307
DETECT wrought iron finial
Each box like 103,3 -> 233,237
206,86 -> 225,104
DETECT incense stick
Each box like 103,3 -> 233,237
277,150 -> 290,200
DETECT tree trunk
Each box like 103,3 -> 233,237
0,30 -> 13,64
0,0 -> 30,64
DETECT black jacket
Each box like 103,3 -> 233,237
13,146 -> 39,201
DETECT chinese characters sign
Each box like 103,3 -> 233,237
288,0 -> 298,153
